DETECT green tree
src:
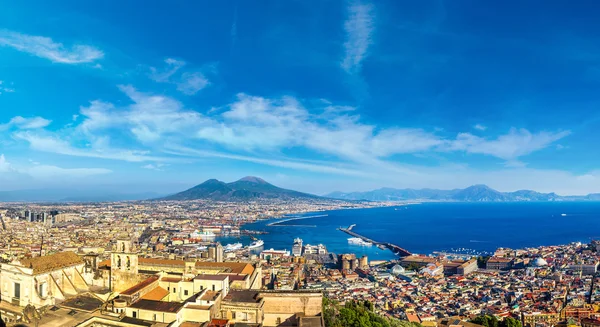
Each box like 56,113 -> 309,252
477,256 -> 491,268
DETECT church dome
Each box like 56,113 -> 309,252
532,258 -> 548,267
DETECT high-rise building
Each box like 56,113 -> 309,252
25,210 -> 33,222
216,243 -> 224,263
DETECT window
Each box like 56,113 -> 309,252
184,290 -> 189,296
172,288 -> 176,293
212,285 -> 215,291
276,317 -> 282,325
232,312 -> 236,319
133,311 -> 137,318
153,314 -> 157,321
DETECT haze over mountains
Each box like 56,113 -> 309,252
158,176 -> 319,201
0,189 -> 163,202
2,178 -> 600,202
326,184 -> 600,202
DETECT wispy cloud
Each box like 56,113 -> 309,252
165,145 -> 369,177
0,80 -> 16,94
149,58 -> 186,82
13,131 -> 171,163
341,2 -> 375,73
473,124 -> 487,131
142,163 -> 167,171
0,153 -> 110,180
448,128 -> 571,160
149,58 -> 211,95
0,29 -> 104,64
0,116 -> 51,131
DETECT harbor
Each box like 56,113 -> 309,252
338,224 -> 412,257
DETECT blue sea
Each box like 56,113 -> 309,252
216,202 -> 600,261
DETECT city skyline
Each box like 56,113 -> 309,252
2,1 -> 600,195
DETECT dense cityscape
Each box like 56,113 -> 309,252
1,198 -> 600,327
2,0 -> 600,326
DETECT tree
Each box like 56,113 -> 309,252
471,315 -> 498,327
477,256 -> 491,268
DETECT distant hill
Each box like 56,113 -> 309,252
325,185 -> 597,202
0,189 -> 164,202
157,176 -> 320,201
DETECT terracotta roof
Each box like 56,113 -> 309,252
121,276 -> 159,295
141,286 -> 169,301
195,262 -> 254,275
19,251 -> 83,274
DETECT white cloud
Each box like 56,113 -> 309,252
177,72 -> 210,95
13,131 -> 171,163
0,154 -> 12,173
448,128 -> 571,160
165,145 -> 369,177
0,116 -> 51,131
0,29 -> 103,64
341,2 -> 375,73
142,163 -> 166,171
0,80 -> 16,94
0,154 -> 109,181
10,85 -> 571,187
473,124 -> 487,131
149,58 -> 186,82
149,58 -> 210,95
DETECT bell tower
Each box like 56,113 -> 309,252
111,238 -> 138,274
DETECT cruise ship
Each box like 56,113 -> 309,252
224,243 -> 243,252
292,238 -> 303,256
348,237 -> 372,246
190,230 -> 216,239
247,239 -> 264,249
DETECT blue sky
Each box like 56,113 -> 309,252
1,0 -> 600,195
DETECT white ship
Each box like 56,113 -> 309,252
190,230 -> 216,239
348,237 -> 372,246
247,240 -> 265,249
224,243 -> 243,252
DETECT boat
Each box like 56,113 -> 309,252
348,237 -> 372,246
190,230 -> 216,239
561,213 -> 567,216
224,243 -> 243,252
247,240 -> 264,249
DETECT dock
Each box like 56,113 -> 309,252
266,214 -> 328,227
338,224 -> 412,257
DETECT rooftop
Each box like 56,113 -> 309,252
129,299 -> 184,313
18,251 -> 83,274
121,276 -> 159,295
222,290 -> 260,303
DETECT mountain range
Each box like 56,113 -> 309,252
325,184 -> 600,202
157,176 -> 319,201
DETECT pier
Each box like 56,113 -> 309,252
338,224 -> 412,257
266,214 -> 328,227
